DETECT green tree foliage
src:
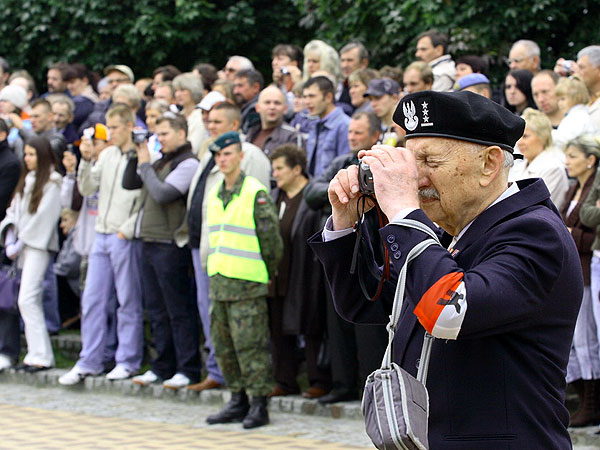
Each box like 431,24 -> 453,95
0,0 -> 312,89
295,0 -> 600,81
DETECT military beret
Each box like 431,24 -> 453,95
209,131 -> 241,154
454,73 -> 490,91
394,90 -> 525,153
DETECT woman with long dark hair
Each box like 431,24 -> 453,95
504,69 -> 536,115
0,136 -> 62,371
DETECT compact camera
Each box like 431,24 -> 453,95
358,159 -> 375,196
132,128 -> 151,144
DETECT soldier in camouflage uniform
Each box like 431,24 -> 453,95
204,131 -> 282,429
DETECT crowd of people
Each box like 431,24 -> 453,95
0,32 -> 600,430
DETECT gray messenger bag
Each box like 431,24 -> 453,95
362,220 -> 440,450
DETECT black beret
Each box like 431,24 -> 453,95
393,90 -> 525,153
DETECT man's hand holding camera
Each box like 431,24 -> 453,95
132,128 -> 151,164
135,140 -> 150,165
328,145 -> 420,230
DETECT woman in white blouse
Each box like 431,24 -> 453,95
510,108 -> 569,209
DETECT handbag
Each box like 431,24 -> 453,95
0,260 -> 20,311
362,219 -> 441,450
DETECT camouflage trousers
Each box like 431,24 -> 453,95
210,296 -> 273,397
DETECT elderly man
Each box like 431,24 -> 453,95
577,45 -> 600,130
508,39 -> 541,74
310,91 -> 582,449
223,56 -> 254,81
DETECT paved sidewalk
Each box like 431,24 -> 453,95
0,382 -> 372,449
2,369 -> 600,449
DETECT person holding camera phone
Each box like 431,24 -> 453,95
123,112 -> 202,390
59,104 -> 143,385
310,90 -> 582,449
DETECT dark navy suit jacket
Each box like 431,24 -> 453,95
310,178 -> 582,450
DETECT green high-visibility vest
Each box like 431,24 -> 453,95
206,176 -> 269,284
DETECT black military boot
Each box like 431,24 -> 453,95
206,390 -> 250,424
242,396 -> 269,429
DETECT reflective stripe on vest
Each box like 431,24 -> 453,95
206,176 -> 269,284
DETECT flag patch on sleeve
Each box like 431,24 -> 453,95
413,272 -> 467,340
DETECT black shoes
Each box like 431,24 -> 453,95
206,390 -> 250,424
15,363 -> 51,373
242,396 -> 269,429
317,388 -> 358,404
206,392 -> 270,429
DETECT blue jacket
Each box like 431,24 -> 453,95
310,178 -> 582,450
305,107 -> 350,177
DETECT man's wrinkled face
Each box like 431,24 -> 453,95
508,45 -> 538,72
47,69 -> 66,93
415,37 -> 441,63
531,74 -> 559,115
340,48 -> 363,78
30,104 -> 53,133
407,137 -> 482,232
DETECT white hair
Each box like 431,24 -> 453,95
512,39 -> 540,57
578,45 -> 600,68
503,150 -> 515,169
227,55 -> 254,71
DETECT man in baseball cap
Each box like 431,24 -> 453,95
104,65 -> 135,95
311,90 -> 582,449
364,78 -> 401,144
